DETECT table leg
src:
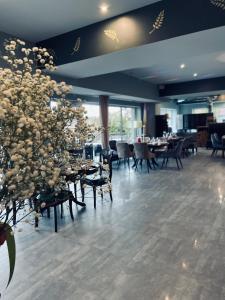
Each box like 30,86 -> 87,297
151,158 -> 158,167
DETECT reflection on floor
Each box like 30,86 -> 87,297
1,150 -> 225,300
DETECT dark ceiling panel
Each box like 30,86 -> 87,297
159,77 -> 225,97
38,0 -> 225,66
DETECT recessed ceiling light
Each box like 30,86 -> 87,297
180,64 -> 186,69
100,3 -> 109,14
193,73 -> 198,77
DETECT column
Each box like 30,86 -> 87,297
143,103 -> 156,137
99,95 -> 109,148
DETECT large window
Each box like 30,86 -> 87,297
109,106 -> 140,142
83,103 -> 141,143
83,104 -> 100,127
83,103 -> 101,143
160,108 -> 178,133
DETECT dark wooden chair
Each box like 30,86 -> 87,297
80,155 -> 113,209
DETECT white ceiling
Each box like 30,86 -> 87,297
0,0 -> 160,42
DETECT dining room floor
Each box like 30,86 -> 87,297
1,149 -> 225,300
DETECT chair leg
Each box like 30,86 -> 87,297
93,186 -> 97,209
127,158 -> 130,168
81,183 -> 85,202
69,199 -> 74,220
135,159 -> 138,171
29,198 -> 33,209
146,160 -> 150,173
151,159 -> 157,169
100,187 -> 103,199
74,182 -> 77,199
178,158 -> 183,169
117,159 -> 121,168
54,206 -> 57,233
12,201 -> 16,226
175,158 -> 180,170
161,158 -> 166,168
166,158 -> 169,166
60,203 -> 64,219
132,156 -> 136,168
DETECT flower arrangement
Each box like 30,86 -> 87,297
0,39 -> 94,287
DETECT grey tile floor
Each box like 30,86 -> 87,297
1,150 -> 225,299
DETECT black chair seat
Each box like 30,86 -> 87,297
82,175 -> 108,187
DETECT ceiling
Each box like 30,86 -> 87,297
1,0 -> 225,102
54,25 -> 225,83
0,0 -> 160,42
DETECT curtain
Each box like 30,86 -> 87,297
99,95 -> 109,148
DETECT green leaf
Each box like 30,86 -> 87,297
5,225 -> 16,288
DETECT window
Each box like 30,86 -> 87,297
83,103 -> 101,143
160,108 -> 178,133
192,108 -> 208,114
109,106 -> 140,142
83,103 -> 141,143
83,104 -> 100,127
213,106 -> 225,123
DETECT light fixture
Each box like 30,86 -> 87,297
193,73 -> 198,77
180,63 -> 186,69
100,3 -> 109,14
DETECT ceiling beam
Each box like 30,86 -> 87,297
159,76 -> 225,97
38,0 -> 225,66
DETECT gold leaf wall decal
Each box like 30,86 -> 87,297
210,0 -> 225,10
149,10 -> 165,35
71,37 -> 81,55
104,30 -> 120,43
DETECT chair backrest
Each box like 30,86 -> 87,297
116,143 -> 132,159
109,140 -> 117,151
134,143 -> 149,159
213,133 -> 221,144
100,151 -> 113,181
211,133 -> 220,147
174,139 -> 185,157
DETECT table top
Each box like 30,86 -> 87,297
148,142 -> 168,147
